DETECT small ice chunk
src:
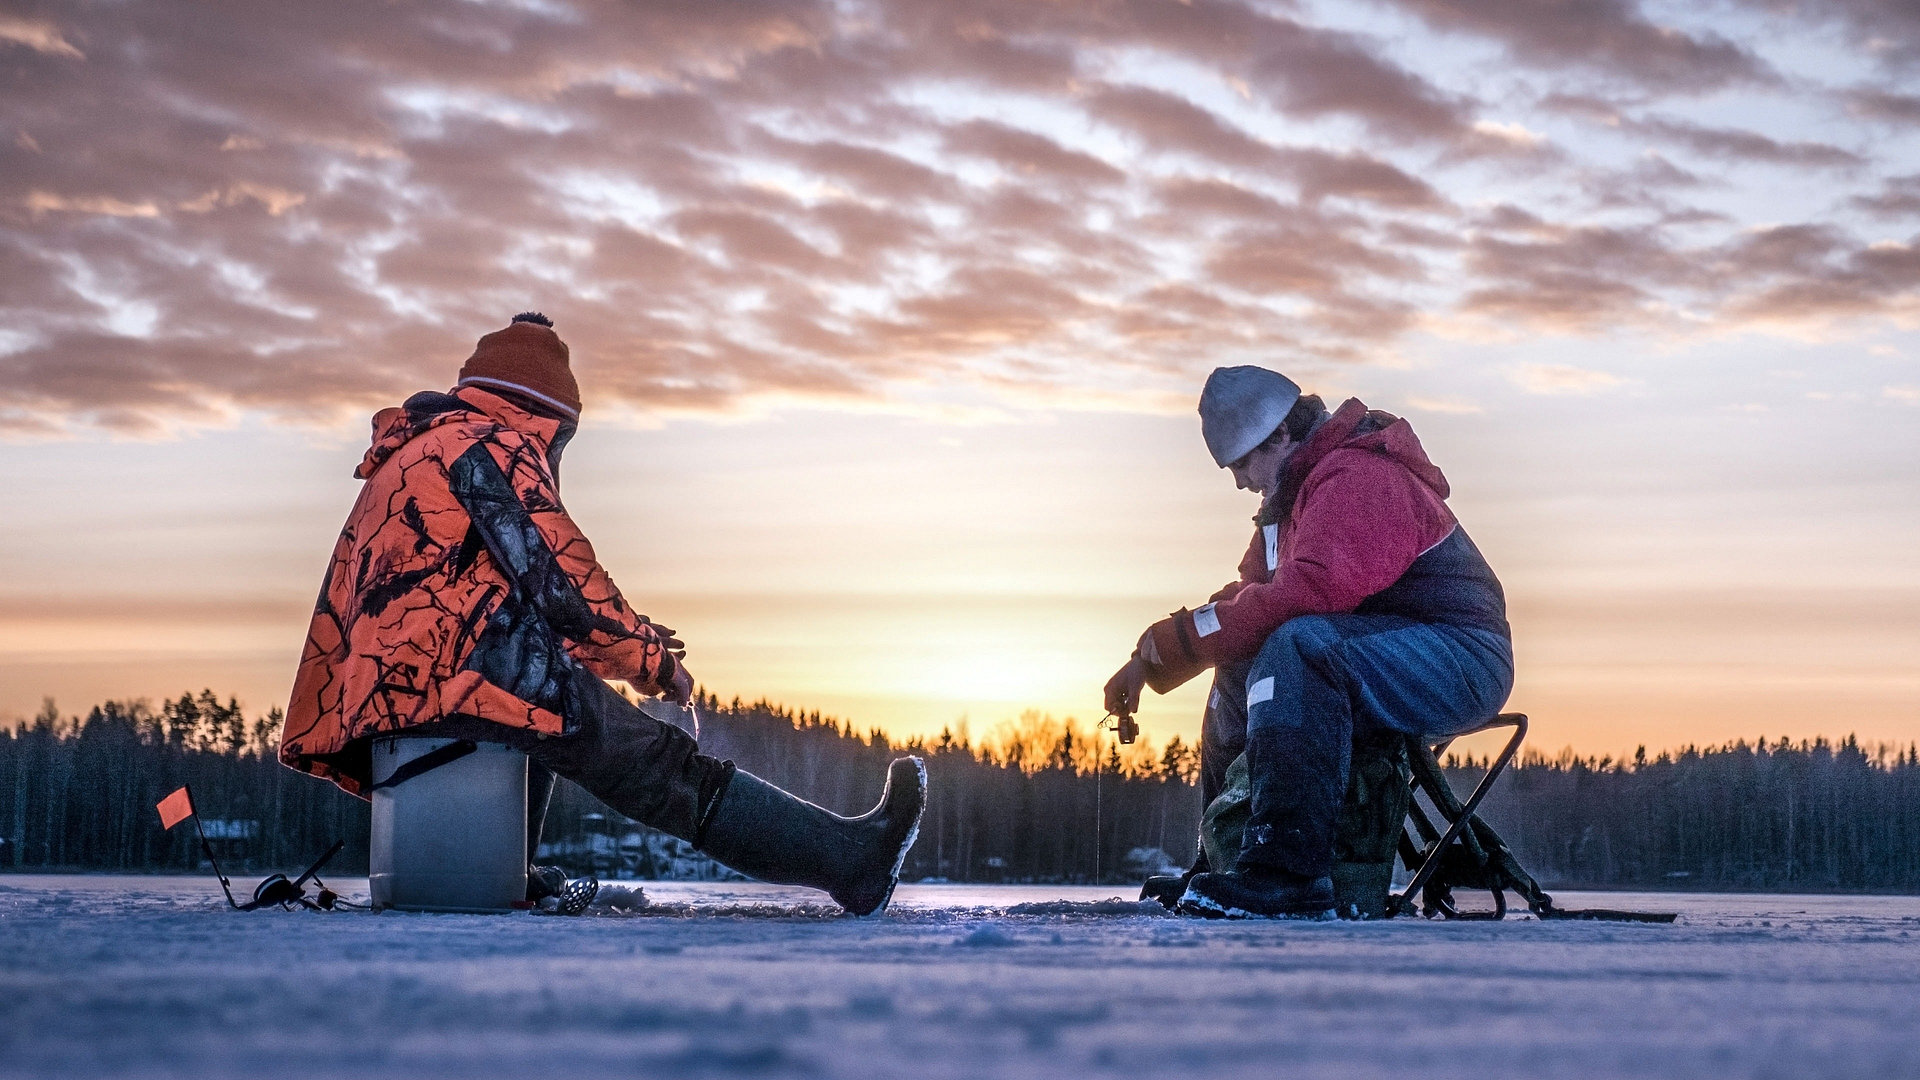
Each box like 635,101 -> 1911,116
593,884 -> 648,912
957,925 -> 1019,947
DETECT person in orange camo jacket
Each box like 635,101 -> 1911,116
281,313 -> 925,915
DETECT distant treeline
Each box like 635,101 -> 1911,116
0,691 -> 1198,884
4,691 -> 1918,892
1470,739 -> 1920,892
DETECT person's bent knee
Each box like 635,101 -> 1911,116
1243,616 -> 1345,729
1255,615 -> 1343,669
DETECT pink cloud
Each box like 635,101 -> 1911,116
1381,0 -> 1772,91
0,0 -> 1915,432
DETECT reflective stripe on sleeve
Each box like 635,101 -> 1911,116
1247,676 -> 1274,708
1193,603 -> 1221,637
1263,523 -> 1279,573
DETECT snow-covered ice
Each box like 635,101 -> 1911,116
3,875 -> 1918,1079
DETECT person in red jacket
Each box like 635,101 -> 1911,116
282,313 -> 925,915
1105,366 -> 1512,918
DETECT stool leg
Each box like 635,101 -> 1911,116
1396,715 -> 1527,914
526,762 -> 556,861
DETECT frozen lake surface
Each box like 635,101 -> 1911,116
2,875 -> 1918,1079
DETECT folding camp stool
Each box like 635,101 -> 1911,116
1382,713 -> 1675,922
1389,712 -> 1537,918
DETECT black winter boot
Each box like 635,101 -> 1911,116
527,864 -> 568,902
1177,868 -> 1337,920
698,758 -> 927,916
1140,850 -> 1209,909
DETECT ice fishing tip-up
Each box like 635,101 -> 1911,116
156,784 -> 348,911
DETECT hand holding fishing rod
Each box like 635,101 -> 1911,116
1103,659 -> 1148,728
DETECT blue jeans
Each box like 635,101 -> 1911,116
1215,614 -> 1514,879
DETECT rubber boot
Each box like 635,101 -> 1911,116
698,758 -> 927,916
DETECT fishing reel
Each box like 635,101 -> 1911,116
219,840 -> 348,911
1100,710 -> 1139,745
243,870 -> 338,912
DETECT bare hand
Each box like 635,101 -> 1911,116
1104,658 -> 1147,717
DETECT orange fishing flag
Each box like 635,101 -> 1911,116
156,786 -> 195,830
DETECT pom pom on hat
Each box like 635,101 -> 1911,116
457,314 -> 580,419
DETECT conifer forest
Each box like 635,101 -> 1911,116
4,690 -> 1917,892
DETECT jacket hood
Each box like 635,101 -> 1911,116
355,386 -> 569,479
1263,397 -> 1449,522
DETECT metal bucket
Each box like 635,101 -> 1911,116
369,737 -> 527,913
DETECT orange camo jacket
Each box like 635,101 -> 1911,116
280,386 -> 674,796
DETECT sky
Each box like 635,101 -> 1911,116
1,0 -> 1916,758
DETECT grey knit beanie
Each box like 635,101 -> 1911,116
1198,366 -> 1301,467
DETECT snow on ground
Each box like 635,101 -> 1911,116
2,875 -> 1918,1080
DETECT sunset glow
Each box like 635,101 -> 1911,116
1,0 -> 1915,757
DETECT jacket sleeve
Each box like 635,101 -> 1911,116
1207,580 -> 1247,605
457,431 -> 677,694
1206,528 -> 1268,604
532,502 -> 678,691
1138,450 -> 1454,689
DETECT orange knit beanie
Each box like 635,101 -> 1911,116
456,312 -> 581,419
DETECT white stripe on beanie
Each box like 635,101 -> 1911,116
456,375 -> 581,420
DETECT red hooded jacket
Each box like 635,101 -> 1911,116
1140,398 -> 1507,692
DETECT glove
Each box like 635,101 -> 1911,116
646,620 -> 687,659
1104,658 -> 1147,717
1138,610 -> 1207,693
665,663 -> 695,706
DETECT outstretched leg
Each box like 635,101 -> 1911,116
464,673 -> 926,915
699,759 -> 927,916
